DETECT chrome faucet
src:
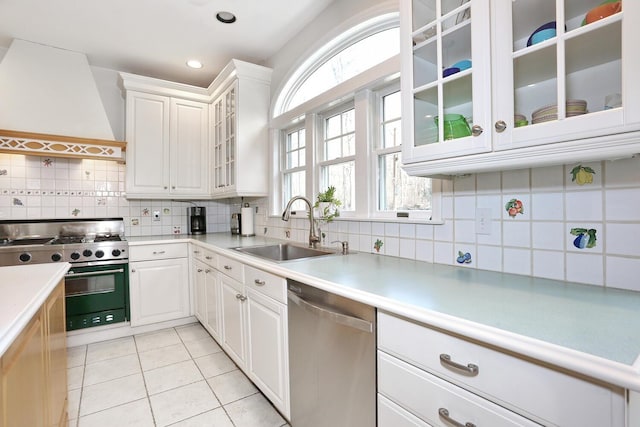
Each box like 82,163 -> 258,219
281,196 -> 320,248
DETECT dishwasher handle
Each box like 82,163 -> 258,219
288,291 -> 373,333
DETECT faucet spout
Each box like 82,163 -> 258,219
281,196 -> 320,248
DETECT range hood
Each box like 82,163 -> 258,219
0,39 -> 125,161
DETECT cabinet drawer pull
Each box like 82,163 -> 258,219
224,265 -> 232,270
438,408 -> 476,427
439,353 -> 479,376
235,293 -> 247,301
193,250 -> 200,254
152,251 -> 166,255
197,268 -> 203,273
254,279 -> 266,286
471,124 -> 483,136
205,269 -> 211,273
205,256 -> 213,260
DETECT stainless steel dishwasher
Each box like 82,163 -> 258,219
287,279 -> 376,427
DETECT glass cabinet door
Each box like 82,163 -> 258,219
493,0 -> 634,150
402,0 -> 492,163
212,96 -> 225,192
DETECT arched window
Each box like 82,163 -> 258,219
273,14 -> 399,116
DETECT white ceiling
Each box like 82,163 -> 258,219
0,0 -> 335,88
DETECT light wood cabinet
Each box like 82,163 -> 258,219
122,75 -> 209,199
377,311 -> 625,427
129,243 -> 190,326
401,0 -> 640,176
1,280 -> 67,427
210,60 -> 272,198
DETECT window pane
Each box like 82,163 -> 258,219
288,132 -> 298,150
284,129 -> 306,169
342,109 -> 355,133
379,153 -> 431,211
322,161 -> 355,211
383,91 -> 402,121
382,120 -> 401,148
284,171 -> 306,211
286,27 -> 400,111
343,134 -> 356,156
326,115 -> 342,139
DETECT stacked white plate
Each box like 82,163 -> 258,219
532,100 -> 587,124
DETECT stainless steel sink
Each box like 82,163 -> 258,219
234,243 -> 334,262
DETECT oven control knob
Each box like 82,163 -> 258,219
70,252 -> 81,260
51,253 -> 62,262
95,250 -> 105,258
112,249 -> 121,257
83,249 -> 93,257
19,252 -> 31,263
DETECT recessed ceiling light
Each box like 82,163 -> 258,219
186,60 -> 203,69
216,11 -> 236,24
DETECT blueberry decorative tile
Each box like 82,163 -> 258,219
505,198 -> 524,217
456,251 -> 472,264
570,228 -> 597,249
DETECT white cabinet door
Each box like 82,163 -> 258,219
192,259 -> 207,323
204,268 -> 221,341
125,91 -> 170,196
129,257 -> 190,327
246,288 -> 289,417
220,273 -> 246,368
170,98 -> 209,196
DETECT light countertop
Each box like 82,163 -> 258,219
131,233 -> 640,390
0,263 -> 70,356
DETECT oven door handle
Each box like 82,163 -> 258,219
66,268 -> 125,278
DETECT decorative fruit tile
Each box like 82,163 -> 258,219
504,198 -> 524,218
570,227 -> 597,249
456,251 -> 472,264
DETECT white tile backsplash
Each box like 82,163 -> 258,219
2,155 -> 640,291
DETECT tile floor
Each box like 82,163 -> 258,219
67,323 -> 290,427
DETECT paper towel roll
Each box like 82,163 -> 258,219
240,205 -> 255,236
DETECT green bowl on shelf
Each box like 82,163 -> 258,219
434,114 -> 471,140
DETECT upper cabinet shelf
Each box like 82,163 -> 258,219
401,0 -> 640,177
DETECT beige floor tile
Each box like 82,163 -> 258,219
67,365 -> 84,391
83,353 -> 141,387
175,323 -> 211,342
149,380 -> 220,427
67,388 -> 81,420
85,336 -> 137,364
167,407 -> 234,427
207,369 -> 258,405
144,359 -> 203,395
78,398 -> 154,427
224,393 -> 286,427
135,328 -> 181,353
182,335 -> 222,359
79,373 -> 147,417
67,345 -> 87,368
194,351 -> 236,378
138,342 -> 190,371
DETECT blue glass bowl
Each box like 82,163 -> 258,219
527,21 -> 557,47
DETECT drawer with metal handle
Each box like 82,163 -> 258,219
130,243 -> 188,261
377,311 -> 624,426
217,254 -> 244,283
245,265 -> 286,303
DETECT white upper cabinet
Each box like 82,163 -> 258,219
402,0 -> 640,177
122,73 -> 210,199
209,60 -> 272,198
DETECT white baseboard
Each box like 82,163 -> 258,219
66,316 -> 198,347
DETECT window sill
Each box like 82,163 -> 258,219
268,214 -> 444,226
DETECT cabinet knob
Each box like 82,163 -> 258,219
494,120 -> 507,132
205,256 -> 213,260
172,186 -> 176,189
197,268 -> 203,273
224,265 -> 232,270
131,269 -> 136,273
194,250 -> 200,254
471,125 -> 483,136
205,269 -> 211,273
235,293 -> 247,301
164,186 -> 168,190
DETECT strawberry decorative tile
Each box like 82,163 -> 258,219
505,198 -> 524,217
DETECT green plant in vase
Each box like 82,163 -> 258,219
313,186 -> 342,222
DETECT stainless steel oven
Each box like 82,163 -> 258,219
65,263 -> 129,330
0,218 -> 130,331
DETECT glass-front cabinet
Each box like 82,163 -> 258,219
401,0 -> 492,163
402,0 -> 640,176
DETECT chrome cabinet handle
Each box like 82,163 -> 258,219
494,120 -> 507,132
439,408 -> 476,427
164,186 -> 168,190
439,354 -> 479,376
205,269 -> 211,273
152,251 -> 165,255
224,265 -> 232,270
197,268 -> 203,273
235,294 -> 247,301
471,125 -> 483,136
131,269 -> 136,273
254,279 -> 266,286
66,268 -> 124,278
193,250 -> 200,254
172,186 -> 176,189
205,256 -> 213,260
